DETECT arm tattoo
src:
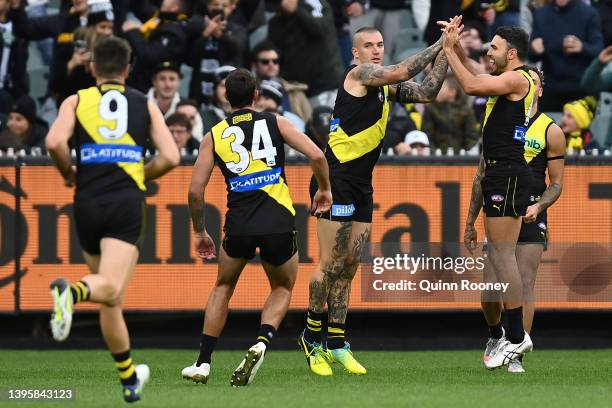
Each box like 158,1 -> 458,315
537,182 -> 562,211
395,52 -> 448,103
353,39 -> 442,85
401,38 -> 443,79
466,157 -> 485,226
354,63 -> 400,82
188,192 -> 206,233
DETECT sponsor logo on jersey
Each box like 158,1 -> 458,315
229,167 -> 282,192
330,118 -> 340,132
233,113 -> 253,124
525,138 -> 542,150
80,143 -> 143,164
331,204 -> 355,217
491,194 -> 504,203
538,222 -> 547,230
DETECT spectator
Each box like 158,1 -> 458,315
110,0 -> 157,35
305,105 -> 332,150
122,0 -> 188,93
26,0 -> 53,65
486,0 -> 521,38
529,0 -> 604,111
201,65 -> 234,134
581,45 -> 612,93
394,130 -> 430,156
251,41 -> 312,122
268,0 -> 343,109
0,0 -> 28,111
329,0 -> 364,67
520,0 -> 549,34
424,0 -> 460,45
0,95 -> 48,152
187,0 -> 246,105
166,112 -> 200,151
256,79 -> 306,132
176,99 -> 205,142
8,0 -> 89,104
595,0 -> 612,46
59,1 -> 115,102
562,96 -> 599,151
147,61 -> 183,117
421,74 -> 479,153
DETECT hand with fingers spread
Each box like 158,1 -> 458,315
311,189 -> 332,217
195,230 -> 216,260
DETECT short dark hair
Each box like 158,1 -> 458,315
225,68 -> 256,108
251,40 -> 281,63
494,26 -> 529,61
525,65 -> 545,86
166,113 -> 192,131
93,37 -> 131,78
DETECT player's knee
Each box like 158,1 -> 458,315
103,283 -> 124,306
214,276 -> 238,291
271,273 -> 296,291
340,256 -> 359,280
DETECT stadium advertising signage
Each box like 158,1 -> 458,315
0,165 -> 610,312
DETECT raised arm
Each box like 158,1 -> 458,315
393,51 -> 448,103
350,38 -> 443,87
444,25 -> 527,97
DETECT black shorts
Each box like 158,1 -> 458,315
310,176 -> 373,223
74,198 -> 146,255
518,210 -> 548,248
481,173 -> 533,217
222,230 -> 297,266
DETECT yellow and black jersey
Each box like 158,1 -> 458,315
325,64 -> 391,182
73,83 -> 151,203
211,109 -> 295,235
524,111 -> 554,197
482,66 -> 536,176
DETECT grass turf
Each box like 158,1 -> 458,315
0,349 -> 610,407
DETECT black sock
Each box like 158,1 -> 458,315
304,310 -> 324,344
256,324 -> 276,347
326,323 -> 346,350
112,350 -> 137,386
505,307 -> 525,344
488,321 -> 504,339
196,334 -> 217,366
70,281 -> 90,304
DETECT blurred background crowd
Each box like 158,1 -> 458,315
0,0 -> 610,157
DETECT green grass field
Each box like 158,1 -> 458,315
1,349 -> 611,407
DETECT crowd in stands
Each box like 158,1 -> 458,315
0,0 -> 610,157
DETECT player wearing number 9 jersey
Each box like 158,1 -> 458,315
45,37 -> 180,403
182,68 -> 332,387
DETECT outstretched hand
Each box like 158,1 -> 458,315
437,15 -> 463,50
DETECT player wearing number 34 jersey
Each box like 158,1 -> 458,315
182,68 -> 331,387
